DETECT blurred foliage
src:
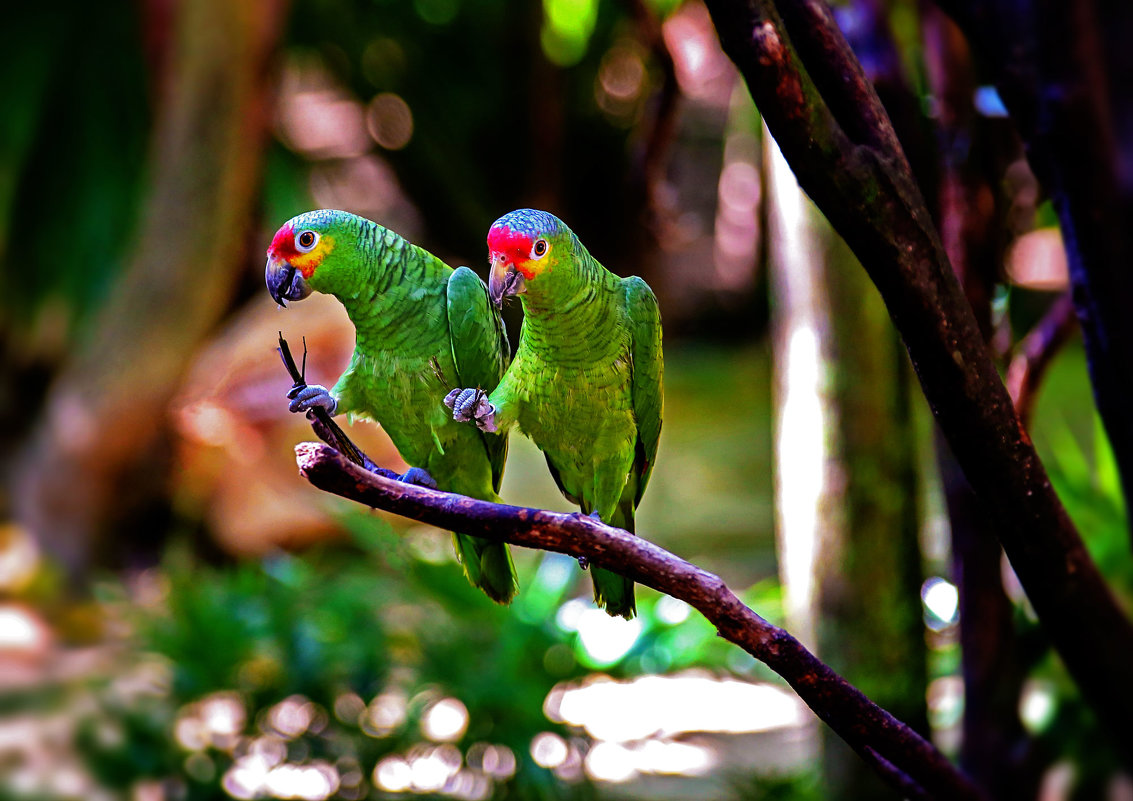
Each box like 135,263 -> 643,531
1,4 -> 148,338
0,502 -> 793,799
280,0 -> 663,265
1013,342 -> 1130,794
67,520 -> 591,800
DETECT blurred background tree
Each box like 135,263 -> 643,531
0,0 -> 1129,799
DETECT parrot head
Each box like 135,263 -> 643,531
265,209 -> 348,306
486,208 -> 577,308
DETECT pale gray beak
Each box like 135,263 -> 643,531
488,258 -> 526,308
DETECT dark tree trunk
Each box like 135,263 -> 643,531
703,0 -> 1133,763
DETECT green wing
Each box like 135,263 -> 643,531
446,266 -> 511,492
624,276 -> 663,504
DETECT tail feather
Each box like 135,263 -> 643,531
591,500 -> 636,619
453,533 -> 518,604
592,566 -> 636,619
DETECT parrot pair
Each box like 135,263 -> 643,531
265,208 -> 663,619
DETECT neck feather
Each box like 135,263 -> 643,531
332,221 -> 448,349
519,250 -> 622,360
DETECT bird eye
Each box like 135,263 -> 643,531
533,239 -> 548,258
296,230 -> 319,252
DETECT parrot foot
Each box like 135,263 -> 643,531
288,383 -> 337,415
398,467 -> 438,489
578,511 -> 605,569
444,387 -> 497,433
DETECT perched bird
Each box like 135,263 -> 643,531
446,209 -> 663,618
266,209 -> 517,603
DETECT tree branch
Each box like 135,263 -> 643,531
296,440 -> 987,801
702,0 -> 1133,762
921,8 -> 1040,792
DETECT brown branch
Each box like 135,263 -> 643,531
296,441 -> 988,801
1005,292 -> 1078,428
921,7 -> 1040,793
702,0 -> 1133,762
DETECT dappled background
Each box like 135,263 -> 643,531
0,1 -> 1121,800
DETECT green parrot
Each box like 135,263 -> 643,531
265,208 -> 517,604
445,209 -> 663,619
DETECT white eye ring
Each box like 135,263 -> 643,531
532,239 -> 548,259
295,230 -> 319,253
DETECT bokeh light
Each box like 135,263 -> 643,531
662,1 -> 734,105
265,694 -> 318,739
542,0 -> 599,66
421,697 -> 470,742
654,595 -> 691,625
276,59 -> 371,160
530,731 -> 570,768
361,690 -> 408,737
0,525 -> 39,593
0,606 -> 48,653
595,41 -> 648,124
548,672 -> 806,743
574,607 -> 643,666
1020,680 -> 1058,733
366,93 -> 415,151
373,755 -> 413,792
921,577 -> 960,630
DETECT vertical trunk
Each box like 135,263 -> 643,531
767,127 -> 836,659
822,231 -> 929,800
12,0 -> 287,578
767,126 -> 927,799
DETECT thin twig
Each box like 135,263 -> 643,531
1005,292 -> 1078,428
295,441 -> 988,801
277,333 -> 371,470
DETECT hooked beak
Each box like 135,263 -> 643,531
266,255 -> 312,307
488,256 -> 526,308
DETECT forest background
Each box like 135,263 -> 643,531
1,1 -> 1129,800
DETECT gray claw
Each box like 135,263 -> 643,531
399,467 -> 438,489
450,387 -> 497,432
450,388 -> 482,422
288,384 -> 337,415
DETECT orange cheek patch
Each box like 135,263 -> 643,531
514,248 -> 551,280
292,235 -> 336,278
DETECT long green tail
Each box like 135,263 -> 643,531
454,533 -> 518,604
591,501 -> 636,619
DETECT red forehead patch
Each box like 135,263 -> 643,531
487,225 -> 533,260
268,223 -> 296,258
